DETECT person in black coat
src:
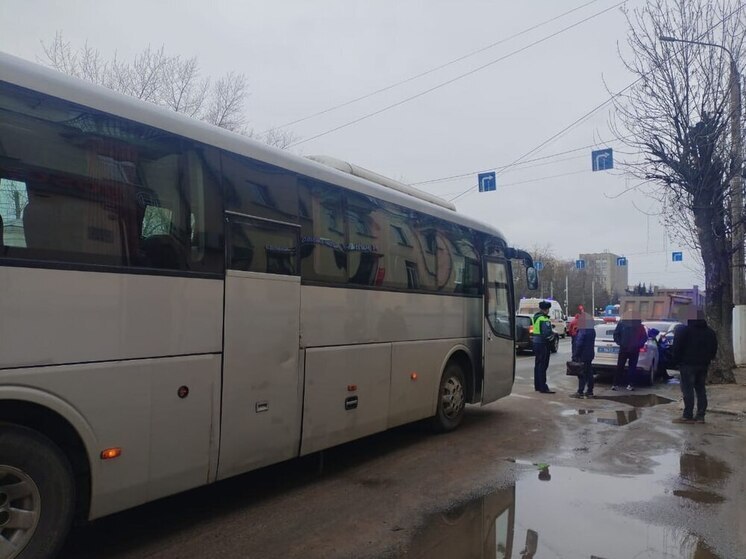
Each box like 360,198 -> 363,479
570,312 -> 596,398
672,312 -> 718,424
612,312 -> 648,391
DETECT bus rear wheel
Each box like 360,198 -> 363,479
0,425 -> 75,559
432,362 -> 467,433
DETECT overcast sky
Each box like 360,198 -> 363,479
0,0 -> 705,290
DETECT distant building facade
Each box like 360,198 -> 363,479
579,252 -> 628,297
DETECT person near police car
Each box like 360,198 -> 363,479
532,300 -> 556,394
569,311 -> 596,398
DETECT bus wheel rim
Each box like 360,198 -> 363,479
0,465 -> 42,559
442,376 -> 465,419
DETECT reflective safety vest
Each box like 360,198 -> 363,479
532,314 -> 551,340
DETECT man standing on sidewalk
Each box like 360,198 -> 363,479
672,311 -> 718,424
612,310 -> 648,391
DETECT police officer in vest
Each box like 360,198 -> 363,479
533,301 -> 556,393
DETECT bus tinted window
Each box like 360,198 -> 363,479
298,179 -> 347,283
346,192 -> 384,286
229,219 -> 298,275
0,82 -> 222,274
221,152 -> 299,222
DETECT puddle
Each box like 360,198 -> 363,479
404,451 -> 732,559
595,394 -> 674,407
560,408 -> 595,417
596,409 -> 640,426
679,451 -> 731,484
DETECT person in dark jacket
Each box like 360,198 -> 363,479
570,312 -> 596,398
532,301 -> 556,394
612,311 -> 648,391
672,312 -> 718,424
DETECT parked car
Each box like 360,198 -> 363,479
590,323 -> 659,385
517,298 -> 567,338
514,314 -> 559,354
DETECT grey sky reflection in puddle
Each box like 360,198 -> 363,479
404,452 -> 728,559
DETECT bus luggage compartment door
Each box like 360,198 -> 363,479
300,344 -> 391,455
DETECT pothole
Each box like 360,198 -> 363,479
594,394 -> 674,407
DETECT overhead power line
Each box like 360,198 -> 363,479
267,0 -> 603,133
447,2 -> 746,203
288,0 -> 628,148
411,137 -> 632,186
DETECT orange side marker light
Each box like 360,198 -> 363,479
410,372 -> 418,381
100,447 -> 122,460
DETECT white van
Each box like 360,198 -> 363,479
517,298 -> 567,337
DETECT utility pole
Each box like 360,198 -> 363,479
592,281 -> 595,316
729,55 -> 744,307
565,275 -> 569,315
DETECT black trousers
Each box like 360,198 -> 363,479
680,365 -> 708,419
533,342 -> 550,391
614,349 -> 639,386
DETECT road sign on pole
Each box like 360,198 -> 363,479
672,252 -> 683,262
591,148 -> 614,171
478,172 -> 497,192
575,259 -> 586,270
617,257 -> 627,266
534,261 -> 544,272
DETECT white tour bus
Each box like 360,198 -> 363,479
0,51 -> 537,558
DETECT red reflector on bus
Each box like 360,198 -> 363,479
347,384 -> 357,392
100,448 -> 122,460
410,372 -> 418,381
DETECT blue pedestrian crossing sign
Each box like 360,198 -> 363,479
478,171 -> 497,192
592,148 -> 614,171
672,252 -> 683,262
575,259 -> 586,270
534,261 -> 544,272
617,257 -> 627,266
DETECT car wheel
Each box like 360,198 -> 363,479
0,424 -> 75,559
432,361 -> 467,433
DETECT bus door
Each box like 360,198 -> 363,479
217,214 -> 302,479
482,257 -> 515,403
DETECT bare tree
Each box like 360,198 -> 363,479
39,32 -> 296,149
612,0 -> 746,383
203,71 -> 249,133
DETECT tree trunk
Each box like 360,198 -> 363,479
694,207 -> 736,383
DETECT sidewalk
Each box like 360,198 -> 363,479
674,367 -> 746,416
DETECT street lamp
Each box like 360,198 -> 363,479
660,34 -> 745,360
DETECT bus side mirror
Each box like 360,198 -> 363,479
526,267 -> 539,290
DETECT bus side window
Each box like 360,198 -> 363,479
0,82 -> 223,274
346,192 -> 384,286
298,180 -> 347,284
0,178 -> 29,248
228,219 -> 298,276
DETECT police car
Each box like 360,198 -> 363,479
592,323 -> 659,385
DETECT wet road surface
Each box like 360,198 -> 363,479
59,340 -> 746,559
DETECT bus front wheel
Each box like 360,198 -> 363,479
0,424 -> 75,559
432,362 -> 467,433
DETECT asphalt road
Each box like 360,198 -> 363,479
59,339 -> 746,559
